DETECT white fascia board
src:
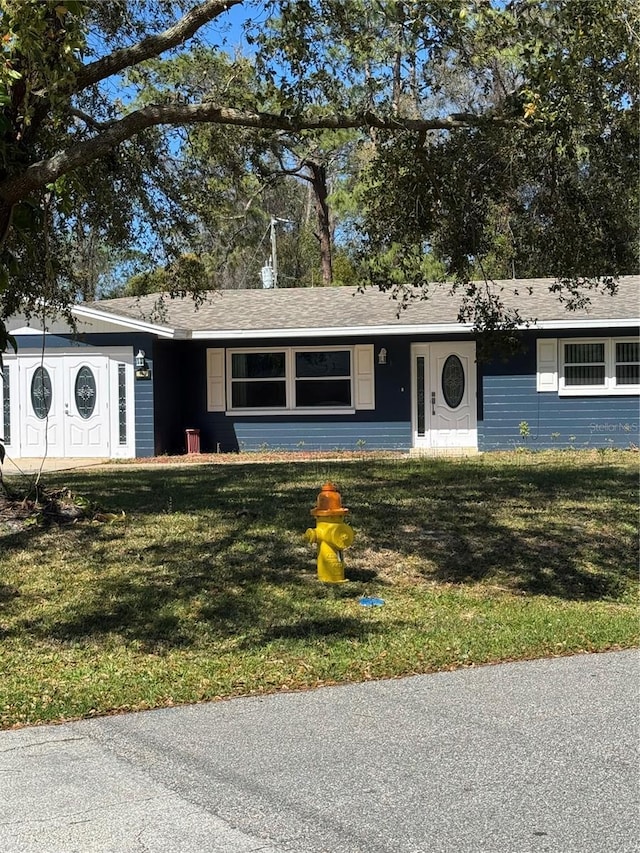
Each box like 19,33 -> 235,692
71,305 -> 188,339
191,323 -> 475,340
7,326 -> 44,335
533,318 -> 639,330
191,319 -> 638,340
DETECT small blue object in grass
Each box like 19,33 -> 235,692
359,596 -> 385,607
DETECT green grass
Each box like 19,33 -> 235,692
1,450 -> 638,728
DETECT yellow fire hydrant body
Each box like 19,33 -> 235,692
304,482 -> 354,583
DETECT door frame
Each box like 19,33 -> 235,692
410,341 -> 478,451
2,347 -> 136,459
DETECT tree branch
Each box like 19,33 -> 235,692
0,102 -> 523,205
69,107 -> 118,131
76,0 -> 243,91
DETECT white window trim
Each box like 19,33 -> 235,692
209,344 -> 375,415
557,336 -> 640,396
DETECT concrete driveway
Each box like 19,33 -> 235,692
1,649 -> 638,853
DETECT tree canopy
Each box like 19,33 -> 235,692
0,0 -> 637,357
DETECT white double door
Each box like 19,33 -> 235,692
411,342 -> 477,450
17,351 -> 132,458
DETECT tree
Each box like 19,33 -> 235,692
124,44 -> 364,288
353,0 -> 638,325
0,0 -> 637,348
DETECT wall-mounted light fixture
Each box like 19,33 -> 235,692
377,347 -> 388,365
135,349 -> 151,380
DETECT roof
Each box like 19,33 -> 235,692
74,276 -> 640,340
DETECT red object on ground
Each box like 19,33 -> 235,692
185,429 -> 201,454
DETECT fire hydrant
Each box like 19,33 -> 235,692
304,482 -> 354,583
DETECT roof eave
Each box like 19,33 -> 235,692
72,305 -> 188,339
69,308 -> 639,341
191,318 -> 639,339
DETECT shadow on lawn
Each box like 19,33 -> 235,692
361,461 -> 636,600
1,457 -> 636,649
1,471 -> 380,649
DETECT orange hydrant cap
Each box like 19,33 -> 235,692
311,482 -> 349,517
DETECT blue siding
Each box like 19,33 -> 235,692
134,366 -> 155,457
156,330 -> 638,454
232,419 -> 411,452
478,332 -> 640,451
479,374 -> 639,450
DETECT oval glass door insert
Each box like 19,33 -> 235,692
441,355 -> 465,409
31,366 -> 52,419
74,366 -> 97,419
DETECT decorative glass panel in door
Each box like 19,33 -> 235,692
31,366 -> 52,419
74,366 -> 97,419
441,355 -> 465,408
118,363 -> 127,445
2,364 -> 10,444
416,356 -> 426,436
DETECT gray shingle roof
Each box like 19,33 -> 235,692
79,277 -> 639,336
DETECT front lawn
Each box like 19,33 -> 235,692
1,451 -> 638,728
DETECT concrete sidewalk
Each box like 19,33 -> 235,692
1,650 -> 638,853
1,457 -> 110,476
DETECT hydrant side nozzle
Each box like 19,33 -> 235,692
304,527 -> 317,544
325,522 -> 355,550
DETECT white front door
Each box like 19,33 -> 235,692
20,357 -> 66,456
412,342 -> 477,451
63,355 -> 111,456
11,350 -> 135,459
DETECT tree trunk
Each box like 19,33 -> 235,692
392,1 -> 405,117
304,160 -> 332,286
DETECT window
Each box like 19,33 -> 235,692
538,337 -> 640,396
563,342 -> 606,387
295,350 -> 351,407
616,341 -> 639,386
208,345 -> 374,413
231,351 -> 286,409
